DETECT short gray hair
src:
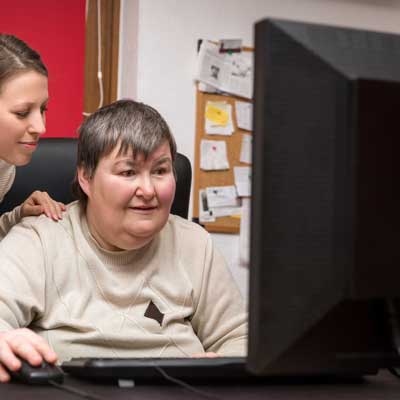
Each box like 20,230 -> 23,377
0,34 -> 48,93
72,99 -> 177,205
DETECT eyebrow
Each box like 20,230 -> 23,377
114,158 -> 135,167
153,156 -> 173,166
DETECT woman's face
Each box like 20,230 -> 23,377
79,141 -> 177,251
0,70 -> 48,166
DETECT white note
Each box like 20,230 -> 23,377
206,185 -> 239,208
234,166 -> 252,197
235,101 -> 253,131
200,140 -> 230,171
240,134 -> 252,164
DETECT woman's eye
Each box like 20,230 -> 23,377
14,111 -> 29,118
41,106 -> 48,114
154,168 -> 167,175
121,170 -> 135,177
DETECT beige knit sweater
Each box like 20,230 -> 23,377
0,202 -> 247,362
0,160 -> 22,239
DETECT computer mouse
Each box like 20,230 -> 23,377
10,358 -> 64,385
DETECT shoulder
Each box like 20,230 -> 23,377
18,200 -> 80,237
0,202 -> 82,258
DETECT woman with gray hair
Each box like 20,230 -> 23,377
0,34 -> 65,238
0,99 -> 247,382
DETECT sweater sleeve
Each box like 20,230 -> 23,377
190,235 -> 248,356
0,205 -> 23,240
0,163 -> 23,239
0,219 -> 46,332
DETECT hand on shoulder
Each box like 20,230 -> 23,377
21,191 -> 66,221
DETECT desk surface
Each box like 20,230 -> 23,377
0,370 -> 399,400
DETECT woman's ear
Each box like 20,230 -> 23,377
77,166 -> 91,197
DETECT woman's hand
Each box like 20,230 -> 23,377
21,191 -> 66,221
0,328 -> 57,383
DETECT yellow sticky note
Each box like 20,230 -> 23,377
206,103 -> 229,126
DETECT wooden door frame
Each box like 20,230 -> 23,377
84,0 -> 120,114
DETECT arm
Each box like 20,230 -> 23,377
0,220 -> 57,381
0,165 -> 21,239
0,206 -> 22,240
191,235 -> 248,356
0,192 -> 66,239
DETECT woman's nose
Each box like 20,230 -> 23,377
28,111 -> 46,135
136,175 -> 156,199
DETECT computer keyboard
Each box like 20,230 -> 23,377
62,356 -> 252,382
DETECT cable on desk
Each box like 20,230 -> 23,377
153,365 -> 224,400
49,379 -> 108,400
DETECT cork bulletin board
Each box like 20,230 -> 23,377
193,88 -> 253,234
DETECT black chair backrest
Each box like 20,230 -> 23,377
172,151 -> 192,219
0,138 -> 192,219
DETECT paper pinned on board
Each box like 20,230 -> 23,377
235,101 -> 253,131
200,140 -> 230,171
234,166 -> 252,197
240,134 -> 252,164
206,102 -> 229,125
205,185 -> 242,219
205,101 -> 234,136
206,185 -> 239,208
195,40 -> 253,99
199,187 -> 242,223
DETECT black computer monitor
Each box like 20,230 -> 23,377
248,18 -> 400,377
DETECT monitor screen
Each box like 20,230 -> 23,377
248,18 -> 400,377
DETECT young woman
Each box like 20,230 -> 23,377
0,34 -> 65,238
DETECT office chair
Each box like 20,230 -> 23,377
0,138 -> 192,219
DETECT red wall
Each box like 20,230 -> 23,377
0,1 -> 86,137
